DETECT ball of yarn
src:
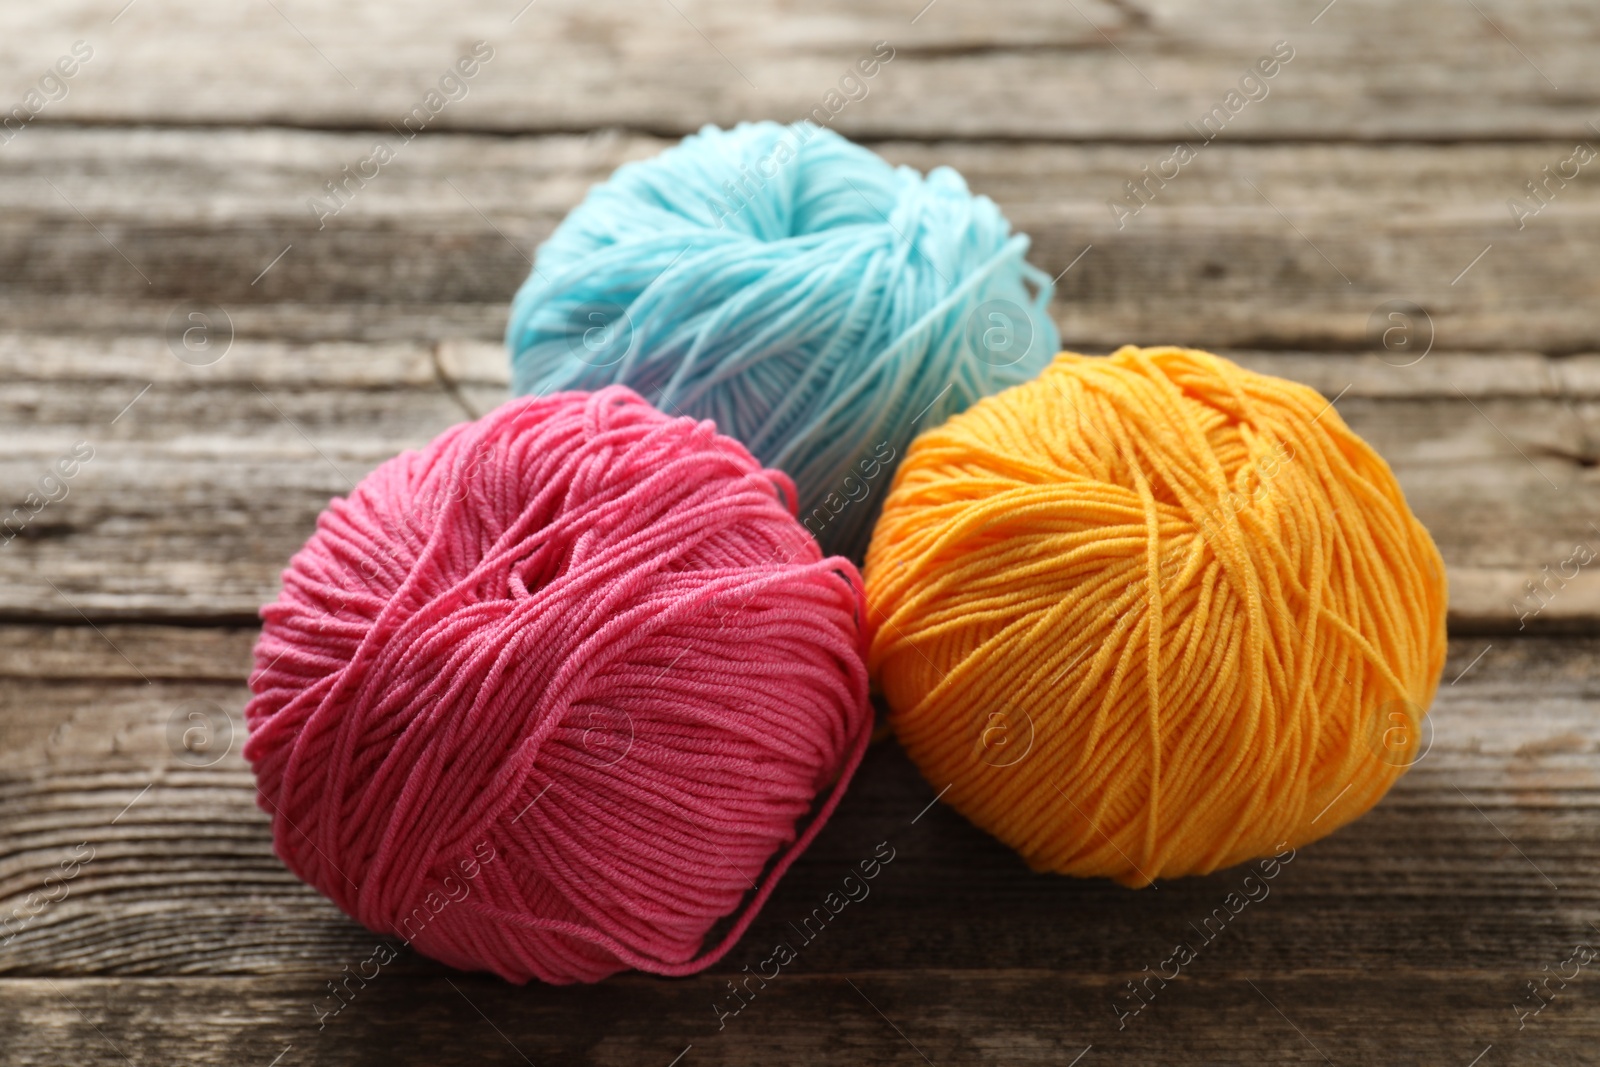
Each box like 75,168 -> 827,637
504,120 -> 1059,560
864,346 -> 1448,885
243,387 -> 872,983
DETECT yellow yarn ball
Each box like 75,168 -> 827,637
864,346 -> 1447,885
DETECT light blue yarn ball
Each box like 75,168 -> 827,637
505,121 -> 1059,559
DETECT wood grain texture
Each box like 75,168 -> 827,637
2,971 -> 1592,1067
6,3 -> 1600,1062
1,633 -> 1593,983
0,624 -> 254,680
5,130 -> 1600,350
3,0 -> 1598,140
4,334 -> 1598,627
1,635 -> 1596,1062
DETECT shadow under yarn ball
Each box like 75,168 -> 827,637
244,387 -> 873,984
505,120 -> 1059,561
865,346 -> 1449,886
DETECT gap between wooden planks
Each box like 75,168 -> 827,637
3,336 -> 1597,627
0,630 -> 1596,1062
1,0 -> 1597,140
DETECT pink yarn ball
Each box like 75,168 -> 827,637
243,386 -> 872,984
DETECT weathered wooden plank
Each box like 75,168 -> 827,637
2,970 -> 1591,1067
0,624 -> 253,680
0,635 -> 1593,982
5,1 -> 1600,140
4,131 -> 1600,351
0,4 -> 1591,1065
5,340 -> 1599,625
10,332 -> 1594,398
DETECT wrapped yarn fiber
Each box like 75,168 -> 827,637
864,346 -> 1448,884
505,120 -> 1059,560
245,387 -> 872,983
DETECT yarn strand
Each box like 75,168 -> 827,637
865,346 -> 1448,884
246,387 -> 873,983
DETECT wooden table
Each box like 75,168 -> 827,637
4,1 -> 1599,1063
